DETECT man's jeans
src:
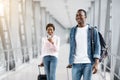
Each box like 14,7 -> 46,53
72,63 -> 92,80
43,55 -> 57,80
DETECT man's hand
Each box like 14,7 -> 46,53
92,59 -> 99,74
66,64 -> 72,68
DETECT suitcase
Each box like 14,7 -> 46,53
38,65 -> 47,80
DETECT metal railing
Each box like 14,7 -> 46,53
0,45 -> 39,75
99,54 -> 120,80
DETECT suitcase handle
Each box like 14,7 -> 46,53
66,68 -> 70,80
38,65 -> 44,74
38,65 -> 47,80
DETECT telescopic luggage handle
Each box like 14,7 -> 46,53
38,65 -> 42,74
38,65 -> 45,74
38,65 -> 47,80
66,68 -> 70,80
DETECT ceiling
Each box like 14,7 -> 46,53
40,0 -> 93,28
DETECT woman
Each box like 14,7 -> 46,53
40,23 -> 60,80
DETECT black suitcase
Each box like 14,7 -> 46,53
38,65 -> 47,80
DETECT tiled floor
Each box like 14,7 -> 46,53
0,43 -> 110,80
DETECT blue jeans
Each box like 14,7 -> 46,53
72,63 -> 92,80
43,55 -> 57,80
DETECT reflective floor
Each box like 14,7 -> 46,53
0,0 -> 120,80
0,44 -> 110,80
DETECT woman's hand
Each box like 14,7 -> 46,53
48,38 -> 54,44
39,63 -> 44,67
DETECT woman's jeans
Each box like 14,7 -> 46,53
72,63 -> 92,80
43,55 -> 57,80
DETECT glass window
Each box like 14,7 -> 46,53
1,18 -> 7,31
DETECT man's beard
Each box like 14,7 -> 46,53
78,20 -> 84,24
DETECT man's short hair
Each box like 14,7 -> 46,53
77,9 -> 87,18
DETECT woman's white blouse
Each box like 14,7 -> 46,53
41,35 -> 60,59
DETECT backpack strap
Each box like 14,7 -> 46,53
91,27 -> 95,54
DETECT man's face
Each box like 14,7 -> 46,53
76,11 -> 86,24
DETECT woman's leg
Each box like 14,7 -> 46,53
50,56 -> 57,80
43,56 -> 50,80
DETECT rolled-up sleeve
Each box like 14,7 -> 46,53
93,29 -> 101,59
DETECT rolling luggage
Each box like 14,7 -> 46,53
38,65 -> 47,80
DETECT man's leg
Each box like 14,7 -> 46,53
83,63 -> 92,80
72,64 -> 82,80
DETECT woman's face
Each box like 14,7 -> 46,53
46,26 -> 54,35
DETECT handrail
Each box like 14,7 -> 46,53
0,45 -> 38,72
99,53 -> 120,80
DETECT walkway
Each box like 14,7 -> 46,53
0,44 -> 110,80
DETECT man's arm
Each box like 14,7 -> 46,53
92,28 -> 101,74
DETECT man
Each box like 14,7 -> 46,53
67,9 -> 101,80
